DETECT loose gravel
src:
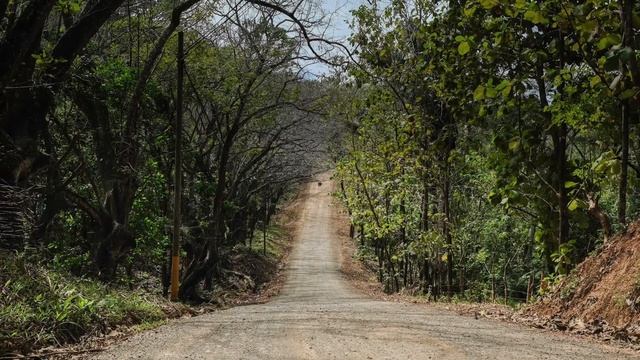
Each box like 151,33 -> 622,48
89,178 -> 639,359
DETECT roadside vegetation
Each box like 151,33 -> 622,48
3,0 -> 640,355
0,0 -> 332,355
1,205 -> 297,355
333,0 -> 640,306
1,252 -> 167,354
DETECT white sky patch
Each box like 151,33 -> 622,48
303,0 -> 366,77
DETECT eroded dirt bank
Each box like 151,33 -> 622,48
88,175 -> 638,359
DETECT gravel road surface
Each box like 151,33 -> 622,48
90,177 -> 638,359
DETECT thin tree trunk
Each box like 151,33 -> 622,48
263,196 -> 268,256
526,226 -> 535,303
556,123 -> 570,248
537,73 -> 567,261
340,180 -> 356,238
421,179 -> 429,231
557,32 -> 570,249
619,99 -> 630,227
442,159 -> 453,297
587,193 -> 612,243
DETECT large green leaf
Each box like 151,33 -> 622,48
479,0 -> 499,10
473,85 -> 485,100
597,34 -> 622,50
568,199 -> 580,211
458,41 -> 471,55
524,10 -> 548,25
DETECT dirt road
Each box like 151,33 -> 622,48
91,177 -> 638,359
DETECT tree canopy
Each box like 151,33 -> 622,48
333,0 -> 640,301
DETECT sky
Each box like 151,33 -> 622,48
304,0 -> 366,76
322,0 -> 361,39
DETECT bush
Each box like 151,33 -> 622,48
0,252 -> 165,355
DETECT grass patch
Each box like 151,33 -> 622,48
131,319 -> 168,332
0,253 -> 167,355
249,224 -> 286,259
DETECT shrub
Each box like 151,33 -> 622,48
0,253 -> 165,355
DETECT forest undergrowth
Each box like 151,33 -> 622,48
0,188 -> 301,357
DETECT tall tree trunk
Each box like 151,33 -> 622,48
421,178 -> 429,232
442,157 -> 453,297
340,180 -> 355,238
618,0 -> 633,226
180,119 -> 239,300
536,73 -> 566,265
420,179 -> 429,293
619,100 -> 629,226
554,123 -> 570,248
526,226 -> 535,303
557,31 -> 570,250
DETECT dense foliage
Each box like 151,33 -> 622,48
334,0 -> 640,302
1,253 -> 167,353
4,0 -> 640,353
0,0 -> 330,309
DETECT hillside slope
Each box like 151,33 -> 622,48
524,221 -> 640,341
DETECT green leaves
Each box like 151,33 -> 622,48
567,199 -> 580,211
474,79 -> 513,101
458,41 -> 471,55
597,34 -> 622,50
496,79 -> 512,98
455,35 -> 472,56
591,151 -> 621,176
473,85 -> 485,101
619,88 -> 638,100
479,0 -> 499,10
551,241 -> 576,274
508,139 -> 520,152
524,10 -> 548,25
564,181 -> 578,189
55,0 -> 82,15
463,5 -> 478,17
343,0 -> 634,298
514,0 -> 527,10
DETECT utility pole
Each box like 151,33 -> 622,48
170,31 -> 184,301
